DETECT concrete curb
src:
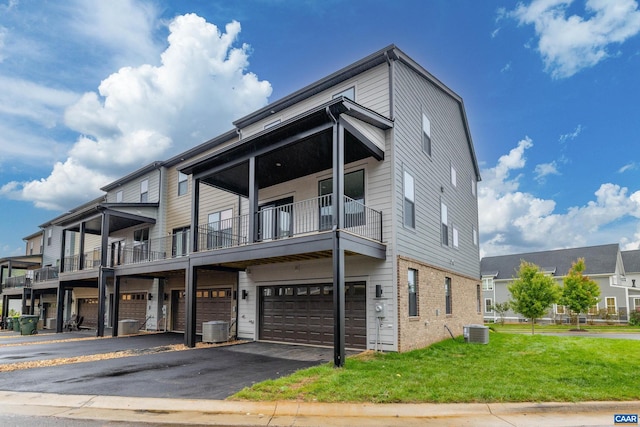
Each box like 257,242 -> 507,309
0,391 -> 638,426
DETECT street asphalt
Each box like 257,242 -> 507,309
0,328 -> 638,426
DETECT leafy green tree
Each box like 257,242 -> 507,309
492,301 -> 511,325
508,260 -> 561,334
559,258 -> 600,330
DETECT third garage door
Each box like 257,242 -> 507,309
259,282 -> 366,349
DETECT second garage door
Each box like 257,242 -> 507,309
172,288 -> 233,334
119,292 -> 148,325
77,298 -> 98,329
259,282 -> 367,349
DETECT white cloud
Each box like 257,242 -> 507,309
534,161 -> 561,182
67,0 -> 162,67
511,0 -> 640,78
619,162 -> 637,173
479,137 -> 640,257
5,14 -> 272,211
559,124 -> 583,143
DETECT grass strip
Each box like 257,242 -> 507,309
231,333 -> 640,403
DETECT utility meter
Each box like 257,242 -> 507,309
375,303 -> 386,318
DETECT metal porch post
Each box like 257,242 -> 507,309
112,276 -> 121,337
185,263 -> 197,348
248,156 -> 258,243
55,285 -> 65,332
332,118 -> 346,367
97,212 -> 110,337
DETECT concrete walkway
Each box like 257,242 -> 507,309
0,390 -> 637,426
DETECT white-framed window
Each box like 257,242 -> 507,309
482,277 -> 493,291
404,170 -> 415,228
422,113 -> 431,156
477,284 -> 482,313
450,163 -> 457,188
264,119 -> 281,129
588,305 -> 599,315
29,241 -> 34,255
140,179 -> 149,202
178,172 -> 188,196
116,190 -> 123,203
471,178 -> 477,197
441,202 -> 448,246
408,268 -> 418,317
472,225 -> 478,246
485,298 -> 493,313
47,229 -> 52,246
332,86 -> 355,101
555,304 -> 565,315
634,298 -> 640,311
452,226 -> 459,249
606,297 -> 617,315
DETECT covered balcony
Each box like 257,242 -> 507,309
182,97 -> 392,269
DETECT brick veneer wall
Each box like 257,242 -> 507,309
397,256 -> 483,352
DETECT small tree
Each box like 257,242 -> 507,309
559,258 -> 600,330
508,260 -> 561,334
492,301 -> 511,325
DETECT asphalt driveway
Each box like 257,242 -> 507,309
0,331 -> 336,399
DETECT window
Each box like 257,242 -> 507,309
452,226 -> 459,249
47,229 -> 52,246
556,304 -> 565,315
422,113 -> 431,156
473,226 -> 478,246
588,305 -> 599,315
116,190 -> 123,203
133,228 -> 149,262
445,277 -> 452,314
485,298 -> 493,313
634,298 -> 640,311
471,178 -> 477,197
140,179 -> 149,202
606,297 -> 617,315
450,163 -> 457,188
332,86 -> 355,101
403,170 -> 415,228
408,268 -> 418,316
207,209 -> 233,249
477,284 -> 481,313
318,170 -> 365,230
441,202 -> 448,246
178,172 -> 188,196
482,277 -> 494,291
29,241 -> 34,255
258,197 -> 293,241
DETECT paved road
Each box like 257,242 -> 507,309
0,331 -> 335,399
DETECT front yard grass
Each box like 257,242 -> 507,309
231,332 -> 640,403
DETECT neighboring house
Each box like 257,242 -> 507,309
0,232 -> 43,319
2,45 -> 482,362
621,250 -> 640,315
481,244 -> 635,324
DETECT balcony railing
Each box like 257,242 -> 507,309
3,275 -> 30,289
58,196 -> 382,271
33,266 -> 59,283
195,195 -> 382,253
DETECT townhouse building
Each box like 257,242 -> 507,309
481,244 -> 640,324
2,45 -> 482,364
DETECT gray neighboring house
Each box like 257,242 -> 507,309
481,243 -> 636,324
621,249 -> 640,317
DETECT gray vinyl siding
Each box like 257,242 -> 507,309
392,61 -> 480,279
105,169 -> 161,203
240,64 -> 390,139
42,226 -> 63,267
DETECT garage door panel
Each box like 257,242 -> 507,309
172,288 -> 232,333
259,282 -> 366,349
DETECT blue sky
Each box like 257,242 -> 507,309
1,0 -> 640,259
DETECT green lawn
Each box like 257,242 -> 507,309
487,323 -> 640,333
231,332 -> 640,403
